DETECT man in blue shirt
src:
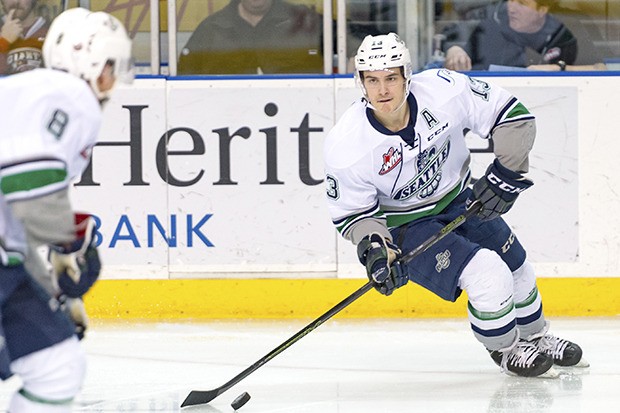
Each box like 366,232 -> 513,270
443,0 -> 576,71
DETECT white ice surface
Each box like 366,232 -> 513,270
1,318 -> 618,412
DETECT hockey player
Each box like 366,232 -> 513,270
0,7 -> 132,412
323,33 -> 587,378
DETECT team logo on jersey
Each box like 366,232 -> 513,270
378,147 -> 402,175
435,249 -> 451,273
392,140 -> 450,201
416,146 -> 443,198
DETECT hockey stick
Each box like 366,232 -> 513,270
180,201 -> 482,408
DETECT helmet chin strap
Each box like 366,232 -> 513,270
366,82 -> 409,115
392,85 -> 409,113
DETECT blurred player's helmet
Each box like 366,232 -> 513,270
354,33 -> 412,98
43,7 -> 133,101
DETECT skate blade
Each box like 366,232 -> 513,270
537,366 -> 560,379
556,358 -> 590,369
555,360 -> 591,377
504,366 -> 560,379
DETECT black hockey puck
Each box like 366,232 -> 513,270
231,391 -> 251,410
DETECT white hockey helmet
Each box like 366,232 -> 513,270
43,7 -> 133,101
354,33 -> 412,96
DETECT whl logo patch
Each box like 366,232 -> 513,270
379,147 -> 402,175
435,249 -> 451,272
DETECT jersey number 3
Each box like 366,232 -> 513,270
326,175 -> 340,200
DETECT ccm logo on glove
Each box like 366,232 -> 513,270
487,172 -> 530,194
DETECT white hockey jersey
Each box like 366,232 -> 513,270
324,69 -> 535,244
0,68 -> 101,265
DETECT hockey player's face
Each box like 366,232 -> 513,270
96,63 -> 117,103
362,68 -> 406,113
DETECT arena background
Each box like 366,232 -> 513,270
7,1 -> 618,319
77,74 -> 619,319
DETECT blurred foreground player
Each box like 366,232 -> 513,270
323,33 -> 588,378
0,7 -> 132,412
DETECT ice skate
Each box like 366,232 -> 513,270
528,322 -> 589,368
488,335 -> 557,378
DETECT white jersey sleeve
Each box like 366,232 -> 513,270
0,69 -> 102,262
419,69 -> 534,139
446,70 -> 536,172
324,102 -> 393,243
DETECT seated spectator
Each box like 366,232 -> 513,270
0,0 -> 50,74
544,2 -> 610,66
442,0 -> 577,71
178,0 -> 324,75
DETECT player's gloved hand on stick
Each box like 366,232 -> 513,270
57,295 -> 89,340
357,233 -> 408,296
469,159 -> 533,221
49,213 -> 101,298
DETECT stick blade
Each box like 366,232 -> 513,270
181,389 -> 219,407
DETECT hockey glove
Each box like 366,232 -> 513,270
357,233 -> 408,296
469,159 -> 533,221
49,213 -> 101,298
57,295 -> 89,340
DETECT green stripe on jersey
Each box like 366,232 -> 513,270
0,246 -> 25,266
385,183 -> 462,228
7,254 -> 24,266
0,168 -> 67,195
336,210 -> 385,234
506,102 -> 530,118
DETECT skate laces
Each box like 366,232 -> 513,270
535,334 -> 570,360
528,321 -> 569,361
498,331 -> 540,372
500,341 -> 540,371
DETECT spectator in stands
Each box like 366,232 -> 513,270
178,0 -> 324,75
0,0 -> 50,74
442,0 -> 577,71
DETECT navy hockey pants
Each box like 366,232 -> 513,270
0,264 -> 74,379
390,188 -> 527,301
